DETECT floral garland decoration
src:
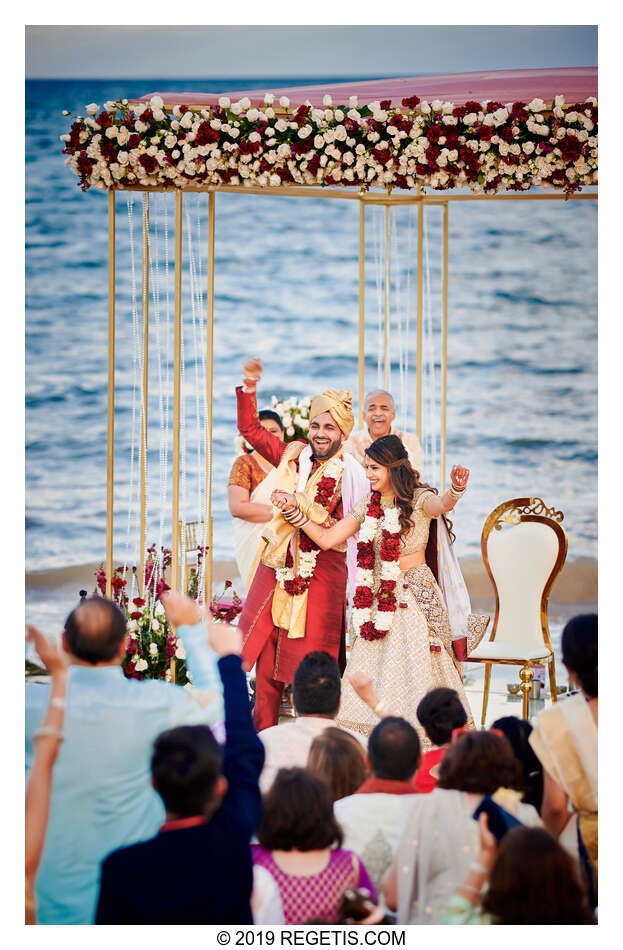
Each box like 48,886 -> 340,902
276,455 -> 343,596
351,492 -> 402,641
61,93 -> 597,196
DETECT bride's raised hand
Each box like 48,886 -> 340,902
271,490 -> 296,511
242,357 -> 263,388
450,465 -> 469,490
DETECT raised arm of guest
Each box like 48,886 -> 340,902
418,465 -> 470,516
25,626 -> 69,924
235,358 -> 292,467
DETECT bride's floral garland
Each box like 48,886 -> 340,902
352,492 -> 403,641
276,456 -> 343,596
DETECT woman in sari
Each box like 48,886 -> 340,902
529,614 -> 597,906
228,410 -> 284,593
271,434 -> 475,748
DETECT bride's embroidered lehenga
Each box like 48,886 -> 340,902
336,489 -> 475,751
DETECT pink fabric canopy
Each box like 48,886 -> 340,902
134,67 -> 597,109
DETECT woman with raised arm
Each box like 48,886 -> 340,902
272,434 -> 475,747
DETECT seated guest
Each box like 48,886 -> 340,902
334,717 -> 420,896
442,813 -> 594,924
307,727 -> 368,803
529,614 -> 598,905
384,731 -> 541,924
95,620 -> 264,924
228,409 -> 284,592
259,652 -> 364,794
491,716 -> 544,814
252,768 -> 377,924
343,389 -> 422,475
25,593 -> 224,924
414,687 -> 468,793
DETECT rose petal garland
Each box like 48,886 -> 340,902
352,492 -> 402,641
61,93 -> 597,196
275,455 -> 344,596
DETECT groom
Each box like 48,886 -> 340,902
236,358 -> 368,731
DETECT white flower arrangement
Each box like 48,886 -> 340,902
62,93 -> 597,196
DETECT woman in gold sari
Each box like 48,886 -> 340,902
529,615 -> 597,907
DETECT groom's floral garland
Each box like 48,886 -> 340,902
352,492 -> 402,641
276,456 -> 343,596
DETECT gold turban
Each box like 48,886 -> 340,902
309,389 -> 355,439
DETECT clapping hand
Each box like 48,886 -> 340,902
347,671 -> 380,711
26,626 -> 69,676
242,357 -> 263,389
161,591 -> 203,627
207,618 -> 243,657
450,465 -> 470,490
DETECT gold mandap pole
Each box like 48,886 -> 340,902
204,192 -> 216,605
416,202 -> 424,446
358,200 -> 365,429
170,190 -> 183,681
383,205 -> 391,390
441,203 -> 449,492
105,190 -> 116,599
139,194 -> 149,594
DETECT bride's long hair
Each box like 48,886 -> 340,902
365,435 -> 454,541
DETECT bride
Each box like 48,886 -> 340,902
272,434 -> 475,750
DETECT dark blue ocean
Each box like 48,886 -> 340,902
26,79 -> 597,596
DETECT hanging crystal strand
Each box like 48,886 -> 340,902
124,195 -> 141,605
159,197 -> 172,596
404,205 -> 414,451
422,209 -> 439,482
186,194 -> 206,600
151,195 -> 168,603
372,206 -> 384,387
393,208 -> 406,431
194,195 -> 207,602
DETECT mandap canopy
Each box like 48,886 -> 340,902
60,68 -> 598,660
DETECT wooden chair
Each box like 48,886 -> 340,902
469,497 -> 567,724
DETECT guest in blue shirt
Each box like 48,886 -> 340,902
25,592 -> 224,924
95,619 -> 265,924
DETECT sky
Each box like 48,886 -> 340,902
25,24 -> 597,79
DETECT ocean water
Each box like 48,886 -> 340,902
26,79 -> 597,599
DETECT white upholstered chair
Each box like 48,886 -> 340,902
470,497 -> 567,724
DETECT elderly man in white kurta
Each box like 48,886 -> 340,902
343,390 -> 422,475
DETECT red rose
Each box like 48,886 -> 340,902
401,95 -> 421,109
195,121 -> 220,146
380,99 -> 392,110
353,587 -> 374,608
139,154 -> 158,174
464,100 -> 482,112
133,597 -> 146,607
129,134 -> 141,149
130,610 -> 142,620
97,111 -> 112,129
558,135 -> 583,163
479,125 -> 494,141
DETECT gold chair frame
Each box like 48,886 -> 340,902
473,497 -> 568,724
178,519 -> 205,595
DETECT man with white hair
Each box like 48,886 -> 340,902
343,389 -> 423,474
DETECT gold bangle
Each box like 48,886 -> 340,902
373,699 -> 385,715
34,727 -> 64,742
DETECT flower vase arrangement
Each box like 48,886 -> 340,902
209,580 -> 243,623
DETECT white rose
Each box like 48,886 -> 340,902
442,115 -> 457,126
135,658 -> 148,672
105,126 -> 119,139
149,642 -> 159,656
117,151 -> 130,165
231,102 -> 242,115
286,426 -> 295,436
275,118 -> 288,133
492,107 -> 509,125
334,109 -> 345,122
268,174 -> 280,186
279,96 -> 290,107
239,97 -> 251,109
127,620 -> 139,633
323,94 -> 333,106
314,134 -> 325,148
218,96 -> 231,108
152,108 -> 165,122
164,133 -> 177,149
248,131 -> 261,143
247,108 -> 260,122
150,95 -> 164,110
431,99 -> 443,111
176,645 -> 186,660
180,111 -> 194,129
298,125 -> 312,139
347,109 -> 360,122
86,103 -> 99,115
527,98 -> 547,112
264,93 -> 274,105
335,125 -> 347,141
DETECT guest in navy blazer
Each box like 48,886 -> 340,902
95,606 -> 264,924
